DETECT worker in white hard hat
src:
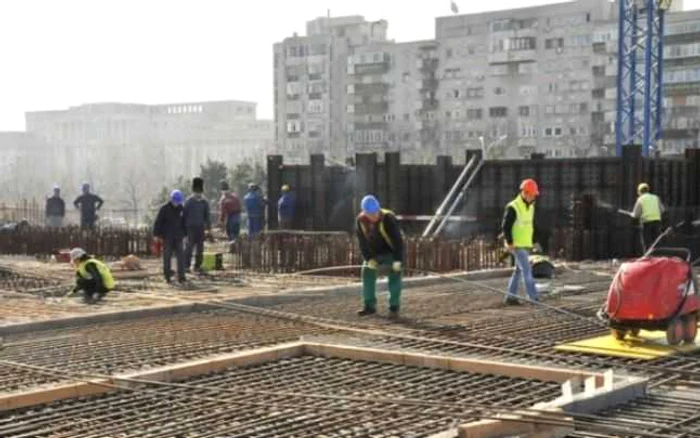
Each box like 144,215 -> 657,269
69,248 -> 115,304
632,183 -> 665,252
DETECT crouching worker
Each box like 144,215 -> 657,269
356,195 -> 404,318
70,247 -> 115,304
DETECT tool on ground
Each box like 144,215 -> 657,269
598,247 -> 699,346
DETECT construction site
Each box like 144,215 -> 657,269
0,226 -> 697,438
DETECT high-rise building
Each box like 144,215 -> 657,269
274,1 -> 700,162
273,16 -> 388,163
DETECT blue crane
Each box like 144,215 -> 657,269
615,0 -> 673,157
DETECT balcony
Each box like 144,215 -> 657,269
488,50 -> 537,64
419,59 -> 439,71
517,138 -> 537,147
422,99 -> 439,111
354,102 -> 389,114
352,62 -> 390,75
350,83 -> 390,95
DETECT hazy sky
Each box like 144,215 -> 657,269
2,0 -> 699,131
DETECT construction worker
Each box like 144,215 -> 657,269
502,178 -> 540,305
219,180 -> 242,241
184,177 -> 211,273
633,183 -> 665,252
74,183 -> 104,229
277,184 -> 295,229
356,195 -> 404,318
45,185 -> 65,228
244,183 -> 265,236
69,247 -> 115,304
153,190 -> 187,284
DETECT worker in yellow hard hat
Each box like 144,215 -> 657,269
632,183 -> 665,252
502,179 -> 540,306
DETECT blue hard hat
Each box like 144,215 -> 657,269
170,190 -> 184,205
361,195 -> 380,214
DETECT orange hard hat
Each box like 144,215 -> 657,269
520,178 -> 539,196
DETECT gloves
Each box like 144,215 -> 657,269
392,261 -> 402,272
534,243 -> 543,254
366,259 -> 378,270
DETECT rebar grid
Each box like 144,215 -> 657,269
0,355 -> 562,438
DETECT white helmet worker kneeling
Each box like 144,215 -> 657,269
69,248 -> 115,304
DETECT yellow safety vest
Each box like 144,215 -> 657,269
359,209 -> 398,250
638,193 -> 661,223
507,196 -> 534,248
77,258 -> 115,290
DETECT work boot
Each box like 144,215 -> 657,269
357,307 -> 376,317
504,297 -> 521,306
388,306 -> 400,320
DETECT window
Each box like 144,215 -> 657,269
490,65 -> 508,75
544,128 -> 553,136
446,48 -> 453,58
466,87 -> 484,98
518,106 -> 530,117
403,113 -> 410,121
554,127 -> 562,136
545,38 -> 564,50
489,107 -> 507,118
467,108 -> 483,120
494,87 -> 506,95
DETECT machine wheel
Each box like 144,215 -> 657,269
683,314 -> 698,343
611,328 -> 626,341
666,319 -> 684,346
630,328 -> 641,337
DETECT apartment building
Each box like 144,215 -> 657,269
275,0 -> 698,162
273,16 -> 388,163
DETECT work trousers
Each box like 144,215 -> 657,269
248,216 -> 263,236
226,215 -> 241,240
46,215 -> 63,228
278,216 -> 293,230
641,220 -> 662,253
163,238 -> 186,281
76,277 -> 108,303
506,248 -> 539,303
185,226 -> 206,270
361,254 -> 402,310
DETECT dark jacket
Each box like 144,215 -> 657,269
74,193 -> 103,220
46,196 -> 65,217
183,195 -> 211,229
153,202 -> 186,240
356,210 -> 404,262
501,198 -> 539,246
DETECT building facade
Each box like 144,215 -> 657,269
275,0 -> 698,162
19,100 -> 273,206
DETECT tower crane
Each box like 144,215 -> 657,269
615,0 -> 673,157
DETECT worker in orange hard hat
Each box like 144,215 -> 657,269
501,178 -> 540,306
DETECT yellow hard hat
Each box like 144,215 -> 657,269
281,184 -> 290,192
637,183 -> 650,195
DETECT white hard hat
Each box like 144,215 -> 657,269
69,248 -> 87,261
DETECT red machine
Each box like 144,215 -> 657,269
601,248 -> 699,346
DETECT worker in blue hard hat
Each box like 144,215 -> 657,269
153,189 -> 187,284
356,194 -> 404,318
632,183 -> 665,252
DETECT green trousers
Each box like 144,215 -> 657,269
362,254 -> 402,310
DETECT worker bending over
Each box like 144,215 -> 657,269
632,183 -> 665,252
502,179 -> 540,305
356,195 -> 404,318
70,247 -> 115,304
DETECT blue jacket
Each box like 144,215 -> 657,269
244,191 -> 264,218
278,193 -> 295,219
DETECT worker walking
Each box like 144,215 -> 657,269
244,183 -> 265,236
277,184 -> 295,229
184,177 -> 211,273
219,180 -> 242,241
153,190 -> 187,284
502,179 -> 540,305
69,247 -> 115,304
356,195 -> 404,318
45,185 -> 65,228
633,183 -> 665,252
74,183 -> 104,229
